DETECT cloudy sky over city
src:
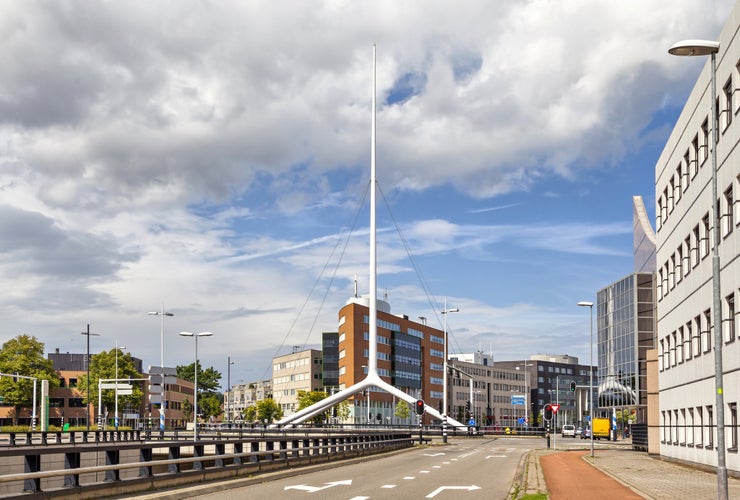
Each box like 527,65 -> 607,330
0,0 -> 734,386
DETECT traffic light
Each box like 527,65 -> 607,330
570,381 -> 576,393
415,399 -> 425,415
544,404 -> 553,421
465,400 -> 471,412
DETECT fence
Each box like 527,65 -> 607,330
0,429 -> 413,499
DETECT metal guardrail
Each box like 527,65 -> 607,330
0,430 -> 414,498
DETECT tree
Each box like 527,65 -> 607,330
78,348 -> 143,415
198,393 -> 223,421
394,400 -> 411,422
176,362 -> 223,422
335,401 -> 351,422
176,362 -> 222,394
0,335 -> 60,425
255,398 -> 283,424
244,405 -> 257,422
182,398 -> 192,421
296,390 -> 328,423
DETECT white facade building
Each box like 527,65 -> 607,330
656,3 -> 740,473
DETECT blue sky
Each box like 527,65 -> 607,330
0,0 -> 734,387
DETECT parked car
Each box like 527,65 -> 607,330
575,426 -> 583,437
581,427 -> 591,439
561,424 -> 576,438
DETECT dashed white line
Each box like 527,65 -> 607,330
403,476 -> 416,480
381,484 -> 396,489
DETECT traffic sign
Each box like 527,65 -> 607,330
100,383 -> 132,390
468,418 -> 476,426
550,404 -> 561,413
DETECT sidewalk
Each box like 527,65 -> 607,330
515,443 -> 740,499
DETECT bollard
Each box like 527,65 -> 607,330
546,431 -> 551,449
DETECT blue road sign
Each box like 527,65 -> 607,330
511,394 -> 525,405
468,418 -> 476,426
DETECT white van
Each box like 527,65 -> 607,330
561,424 -> 576,438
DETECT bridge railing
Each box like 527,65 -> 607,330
0,430 -> 413,499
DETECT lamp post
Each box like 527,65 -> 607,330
578,301 -> 594,458
114,341 -> 126,430
226,357 -> 234,424
80,324 -> 100,431
516,362 -> 533,431
179,331 -> 213,441
668,39 -> 727,500
441,299 -> 459,444
149,306 -> 174,431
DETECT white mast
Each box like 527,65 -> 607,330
368,44 -> 378,375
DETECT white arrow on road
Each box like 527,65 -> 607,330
284,480 -> 352,492
426,485 -> 481,498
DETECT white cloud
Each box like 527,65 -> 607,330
0,0 -> 732,381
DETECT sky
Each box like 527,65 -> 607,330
0,0 -> 735,388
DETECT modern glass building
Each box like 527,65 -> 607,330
597,272 -> 656,423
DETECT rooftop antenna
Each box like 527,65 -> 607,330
275,46 -> 464,430
354,273 -> 359,298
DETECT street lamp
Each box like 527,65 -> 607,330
114,341 -> 126,430
669,39 -> 727,500
179,331 -> 213,441
80,324 -> 100,431
149,306 -> 174,431
516,362 -> 533,431
226,357 -> 235,424
578,301 -> 594,458
441,299 -> 459,444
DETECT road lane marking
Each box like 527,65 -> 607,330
381,484 -> 396,488
426,485 -> 482,498
423,452 -> 445,456
284,480 -> 352,492
485,455 -> 507,459
420,470 -> 430,473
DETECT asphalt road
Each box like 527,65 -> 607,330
187,436 -> 532,500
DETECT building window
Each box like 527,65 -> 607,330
726,294 -> 736,344
730,403 -> 738,452
688,408 -> 695,447
676,246 -> 683,283
49,398 -> 64,408
694,132 -> 703,166
723,76 -> 733,130
694,315 -> 702,357
675,165 -> 683,202
696,406 -> 704,447
683,236 -> 691,276
707,405 -> 714,449
685,321 -> 693,360
68,398 -> 85,408
724,186 -> 734,237
701,214 -> 711,258
677,327 -> 684,363
692,224 -> 701,267
703,309 -> 712,353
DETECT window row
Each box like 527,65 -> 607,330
659,290 -> 739,371
657,68 -> 737,232
660,402 -> 738,452
658,180 -> 737,302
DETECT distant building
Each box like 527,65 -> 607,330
334,295 -> 447,425
272,349 -> 324,415
495,356 -> 596,428
229,379 -> 272,420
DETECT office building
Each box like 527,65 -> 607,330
655,2 -> 740,473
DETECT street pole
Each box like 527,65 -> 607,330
80,324 -> 100,431
441,300 -> 459,443
227,356 -> 234,424
149,306 -> 174,431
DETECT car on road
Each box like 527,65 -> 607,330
561,424 -> 576,438
575,426 -> 583,437
581,427 -> 591,439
